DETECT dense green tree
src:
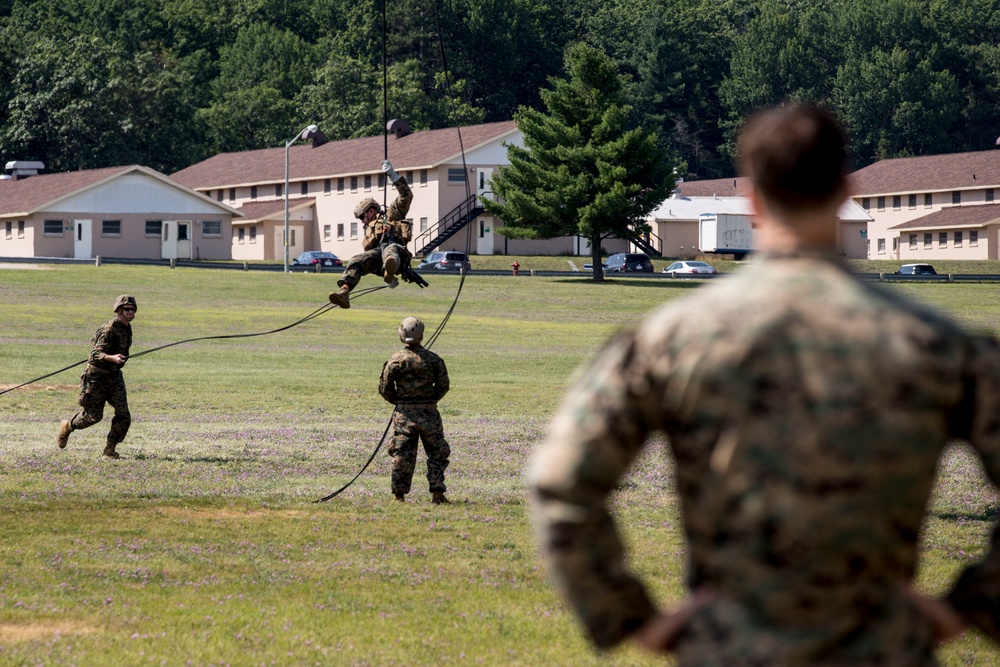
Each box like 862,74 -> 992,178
484,43 -> 678,281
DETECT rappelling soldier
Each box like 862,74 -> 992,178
57,295 -> 137,459
379,317 -> 451,504
328,160 -> 413,309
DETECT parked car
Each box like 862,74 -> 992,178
293,251 -> 342,268
895,263 -> 937,275
604,252 -> 654,272
417,251 -> 471,271
663,260 -> 718,275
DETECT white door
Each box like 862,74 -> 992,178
476,168 -> 494,255
73,219 -> 92,259
161,221 -> 175,259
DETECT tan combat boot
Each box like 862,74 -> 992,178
431,492 -> 449,505
328,285 -> 352,309
103,443 -> 121,459
57,420 -> 73,449
383,256 -> 398,284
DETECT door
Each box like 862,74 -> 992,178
176,222 -> 191,259
73,219 -> 92,258
476,168 -> 494,255
161,221 -> 174,259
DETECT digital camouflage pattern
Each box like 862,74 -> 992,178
338,177 -> 413,290
531,250 -> 1000,665
72,317 -> 133,443
380,344 -> 451,495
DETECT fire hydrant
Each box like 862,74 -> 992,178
512,261 -> 520,277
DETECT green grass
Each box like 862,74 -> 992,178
1,264 -> 998,665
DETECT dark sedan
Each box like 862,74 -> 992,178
293,251 -> 343,268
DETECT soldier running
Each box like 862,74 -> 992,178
329,160 -> 413,309
379,317 -> 451,504
57,295 -> 137,459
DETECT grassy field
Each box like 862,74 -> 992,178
1,264 -> 999,666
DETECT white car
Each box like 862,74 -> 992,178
663,260 -> 718,275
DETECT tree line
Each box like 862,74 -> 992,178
0,0 -> 997,178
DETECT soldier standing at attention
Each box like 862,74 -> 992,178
329,160 -> 413,309
57,295 -> 137,459
530,104 -> 1000,665
379,317 -> 451,504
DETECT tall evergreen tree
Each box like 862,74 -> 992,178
484,43 -> 678,281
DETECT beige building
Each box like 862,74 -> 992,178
0,163 -> 240,260
849,150 -> 1000,260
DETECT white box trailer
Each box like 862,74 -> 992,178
699,213 -> 753,258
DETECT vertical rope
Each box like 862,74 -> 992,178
382,0 -> 389,209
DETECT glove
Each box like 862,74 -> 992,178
382,160 -> 401,184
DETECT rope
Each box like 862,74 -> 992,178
1,286 -> 389,398
381,0 -> 389,210
314,0 -> 474,502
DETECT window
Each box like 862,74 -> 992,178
420,169 -> 427,186
290,230 -> 296,246
480,220 -> 486,238
202,220 -> 222,237
249,226 -> 257,243
275,184 -> 283,197
351,176 -> 358,192
337,223 -> 344,240
350,222 -> 358,239
448,168 -> 467,183
337,177 -> 344,193
954,231 -> 963,246
300,181 -> 308,196
145,220 -> 162,237
876,196 -> 885,211
908,194 -> 916,208
987,189 -> 995,203
877,238 -> 886,253
939,232 -> 947,246
364,174 -> 372,191
378,173 -> 385,189
892,195 -> 901,210
924,193 -> 932,207
324,179 -> 331,194
238,227 -> 245,243
4,221 -> 10,239
324,224 -> 331,241
909,234 -> 917,250
44,219 -> 63,235
17,220 -> 24,238
861,197 -> 870,210
102,220 -> 122,236
229,188 -> 236,201
923,233 -> 932,248
216,190 -> 224,202
420,217 -> 428,233
251,186 -> 258,199
892,238 -> 898,252
952,191 -> 961,205
971,230 -> 979,246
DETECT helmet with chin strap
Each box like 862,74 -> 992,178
354,197 -> 379,220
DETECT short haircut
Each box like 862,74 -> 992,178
738,103 -> 848,213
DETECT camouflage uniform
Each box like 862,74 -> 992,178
71,317 -> 133,445
531,250 -> 1000,665
337,178 -> 414,290
379,344 -> 450,495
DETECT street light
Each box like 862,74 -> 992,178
284,124 -> 327,272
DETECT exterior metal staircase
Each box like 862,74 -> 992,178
628,229 -> 663,257
413,193 -> 484,256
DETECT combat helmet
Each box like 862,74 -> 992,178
398,317 -> 424,346
354,197 -> 379,219
113,295 -> 137,312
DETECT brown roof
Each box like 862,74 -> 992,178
0,165 -> 133,216
888,203 -> 1000,230
234,197 -> 316,223
170,120 -> 519,190
850,151 -> 1000,196
675,177 -> 749,197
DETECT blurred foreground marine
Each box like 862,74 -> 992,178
329,160 -> 413,309
57,295 -> 137,459
379,317 -> 451,504
530,104 -> 1000,665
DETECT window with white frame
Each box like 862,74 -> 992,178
44,219 -> 63,235
923,233 -> 932,248
971,230 -> 979,246
987,189 -> 995,203
924,193 -> 932,207
324,225 -> 331,241
337,223 -> 344,240
350,222 -> 358,238
238,227 -> 245,243
954,231 -> 963,246
324,179 -> 331,194
4,221 -> 11,239
908,194 -> 916,208
351,176 -> 357,192
420,217 -> 428,233
420,169 -> 427,186
939,232 -> 947,246
378,173 -> 385,189
202,220 -> 222,236
952,191 -> 961,205
892,195 -> 901,210
101,220 -> 121,236
861,197 -> 870,210
229,188 -> 236,201
908,234 -> 917,250
337,177 -> 344,193
364,174 -> 372,191
17,220 -> 24,238
877,238 -> 886,253
249,226 -> 257,243
145,220 -> 162,236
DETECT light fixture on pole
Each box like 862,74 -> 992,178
284,124 -> 328,272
